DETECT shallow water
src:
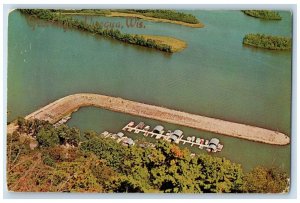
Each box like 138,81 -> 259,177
8,10 -> 292,172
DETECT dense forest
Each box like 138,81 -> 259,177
113,9 -> 200,24
243,33 -> 292,50
7,118 -> 289,193
242,10 -> 282,20
19,9 -> 173,53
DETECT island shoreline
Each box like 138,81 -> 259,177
61,11 -> 205,28
107,12 -> 204,28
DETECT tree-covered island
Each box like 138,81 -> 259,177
19,9 -> 187,53
243,33 -> 292,50
242,10 -> 282,20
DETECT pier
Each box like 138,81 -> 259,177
7,93 -> 290,145
122,121 -> 223,152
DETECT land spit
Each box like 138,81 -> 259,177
9,93 -> 289,145
107,12 -> 205,28
62,11 -> 205,28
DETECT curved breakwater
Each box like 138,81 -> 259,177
17,93 -> 290,145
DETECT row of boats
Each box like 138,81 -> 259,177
54,117 -> 223,153
124,121 -> 223,153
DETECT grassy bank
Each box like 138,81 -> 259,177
242,10 -> 282,20
243,33 -> 292,50
20,9 -> 187,53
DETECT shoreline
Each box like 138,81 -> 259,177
107,12 -> 204,28
242,33 -> 292,50
19,9 -> 180,53
62,11 -> 204,28
242,10 -> 282,20
243,42 -> 291,50
8,93 -> 290,146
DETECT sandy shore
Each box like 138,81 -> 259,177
8,93 -> 289,145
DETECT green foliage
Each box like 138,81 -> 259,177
42,154 -> 56,167
143,141 -> 243,193
16,119 -> 81,147
81,130 -> 99,141
57,9 -> 111,16
51,157 -> 103,192
243,33 -> 292,50
42,146 -> 81,163
242,166 -> 289,193
16,117 -> 51,135
7,132 -> 32,167
8,118 -> 289,193
113,176 -> 145,193
242,10 -> 282,20
7,153 -> 103,192
80,136 -> 129,169
7,132 -> 104,192
96,139 -> 244,193
119,146 -> 152,192
56,124 -> 81,146
19,9 -> 173,53
36,128 -> 60,147
115,9 -> 200,24
90,157 -> 119,191
196,155 -> 244,193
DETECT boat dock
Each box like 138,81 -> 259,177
53,115 -> 71,128
122,121 -> 223,152
100,131 -> 135,146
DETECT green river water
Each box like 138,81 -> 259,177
8,10 -> 292,172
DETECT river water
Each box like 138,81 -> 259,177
8,10 -> 292,172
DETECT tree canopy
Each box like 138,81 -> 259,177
7,118 -> 289,193
242,166 -> 289,193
